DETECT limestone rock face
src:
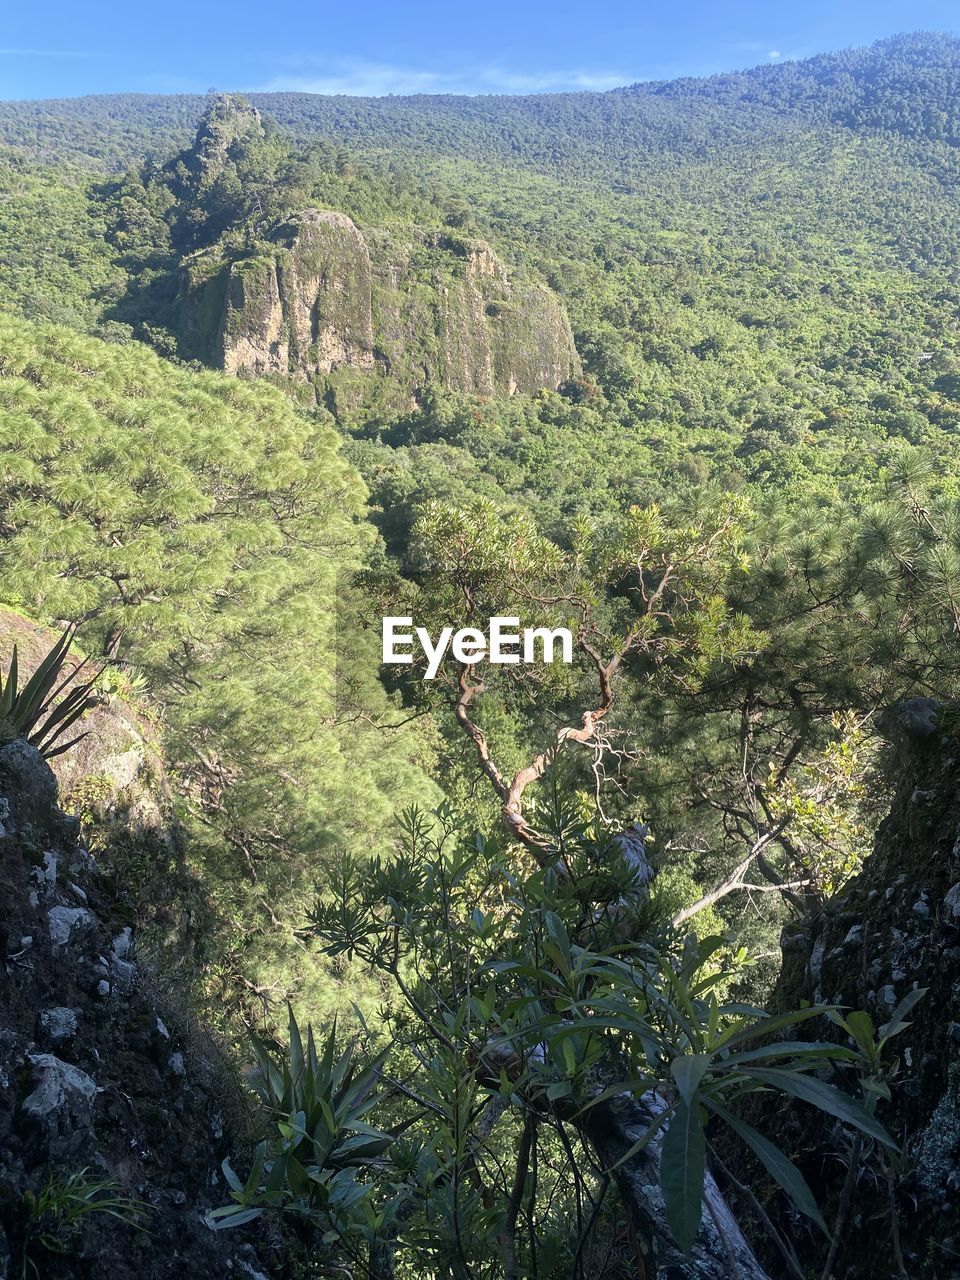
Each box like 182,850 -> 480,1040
220,250 -> 288,377
22,1054 -> 97,1148
181,211 -> 580,407
279,209 -> 376,374
218,209 -> 376,379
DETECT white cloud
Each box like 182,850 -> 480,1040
255,58 -> 631,97
0,48 -> 103,58
768,49 -> 782,59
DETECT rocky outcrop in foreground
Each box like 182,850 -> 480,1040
0,738 -> 271,1280
747,698 -> 960,1279
180,211 -> 580,411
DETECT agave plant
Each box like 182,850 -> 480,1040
211,1007 -> 393,1236
0,625 -> 100,759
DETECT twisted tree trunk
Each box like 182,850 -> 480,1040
582,1088 -> 772,1280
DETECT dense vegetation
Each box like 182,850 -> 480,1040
0,316 -> 436,1020
3,29 -> 960,1278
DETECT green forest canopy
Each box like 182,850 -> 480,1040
3,32 -> 960,1001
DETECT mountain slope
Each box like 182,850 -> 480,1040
2,33 -> 960,173
6,38 -> 960,521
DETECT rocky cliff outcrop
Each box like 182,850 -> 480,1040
180,212 -> 580,410
737,698 -> 960,1279
0,739 -> 273,1280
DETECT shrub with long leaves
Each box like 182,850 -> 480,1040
211,1007 -> 394,1249
0,625 -> 100,758
218,793 -> 904,1279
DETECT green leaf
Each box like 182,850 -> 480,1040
660,1097 -> 705,1254
722,1041 -> 858,1068
41,730 -> 90,759
0,645 -> 17,715
285,1153 -> 310,1196
843,1010 -> 877,1059
671,1054 -> 710,1105
545,911 -> 571,955
220,1158 -> 243,1193
209,1206 -> 263,1229
16,628 -> 72,724
249,1032 -> 284,1104
562,1039 -> 577,1076
880,988 -> 927,1042
288,1007 -> 306,1086
746,1068 -> 897,1148
706,1099 -> 827,1234
714,1006 -> 826,1052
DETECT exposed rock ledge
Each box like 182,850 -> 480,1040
732,698 -> 960,1279
0,737 -> 274,1279
180,210 -> 580,409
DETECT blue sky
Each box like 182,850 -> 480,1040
1,0 -> 957,101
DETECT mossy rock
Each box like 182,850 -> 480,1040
179,208 -> 580,408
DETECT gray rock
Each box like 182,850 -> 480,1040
68,846 -> 98,877
30,850 -> 58,897
23,1054 -> 96,1120
236,1246 -> 269,1280
0,739 -> 58,824
111,958 -> 136,994
237,1260 -> 269,1280
38,1007 -> 78,1046
47,906 -> 95,947
112,927 -> 134,961
168,1051 -> 186,1078
945,883 -> 960,918
807,937 -> 826,1001
843,924 -> 864,947
913,899 -> 931,919
877,697 -> 941,747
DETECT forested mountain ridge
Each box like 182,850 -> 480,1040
3,33 -> 960,171
7,37 -> 960,516
633,31 -> 960,142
